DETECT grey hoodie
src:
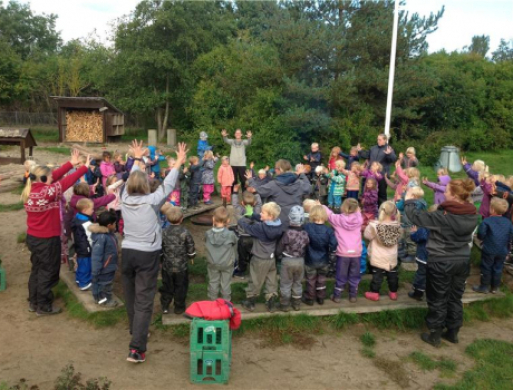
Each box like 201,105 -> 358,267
121,165 -> 178,252
205,227 -> 238,270
248,172 -> 311,228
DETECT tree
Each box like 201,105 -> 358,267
111,0 -> 235,139
492,39 -> 513,62
466,34 -> 490,58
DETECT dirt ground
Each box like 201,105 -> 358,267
2,147 -> 513,389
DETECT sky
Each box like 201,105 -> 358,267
24,0 -> 513,53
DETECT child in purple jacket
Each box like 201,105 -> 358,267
422,168 -> 451,205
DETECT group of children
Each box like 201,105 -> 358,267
22,136 -> 513,314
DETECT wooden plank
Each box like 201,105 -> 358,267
182,200 -> 223,219
59,265 -> 124,313
162,290 -> 505,326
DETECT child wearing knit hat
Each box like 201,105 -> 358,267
276,206 -> 310,311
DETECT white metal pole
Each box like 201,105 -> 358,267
384,0 -> 400,139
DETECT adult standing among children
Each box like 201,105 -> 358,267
357,134 -> 397,205
246,159 -> 311,228
221,128 -> 252,189
404,179 -> 478,347
121,140 -> 188,364
22,149 -> 90,315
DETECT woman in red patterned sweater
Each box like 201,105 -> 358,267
22,149 -> 90,316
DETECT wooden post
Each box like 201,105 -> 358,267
20,140 -> 25,163
167,128 -> 176,147
148,129 -> 157,146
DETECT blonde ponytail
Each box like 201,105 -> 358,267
378,201 -> 401,223
21,166 -> 51,203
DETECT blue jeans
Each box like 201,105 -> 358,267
480,252 -> 506,288
346,190 -> 359,199
76,257 -> 91,288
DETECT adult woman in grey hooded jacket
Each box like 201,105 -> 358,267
246,159 -> 311,229
222,128 -> 252,188
121,140 -> 188,363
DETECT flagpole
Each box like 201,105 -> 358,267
384,0 -> 399,139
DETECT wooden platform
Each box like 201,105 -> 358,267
162,289 -> 505,326
60,265 -> 124,313
182,198 -> 223,219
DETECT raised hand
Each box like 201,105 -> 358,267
244,169 -> 253,180
131,140 -> 146,159
422,177 -> 429,184
399,152 -> 404,160
221,129 -> 228,137
410,225 -> 418,233
461,156 -> 467,165
303,155 -> 308,161
250,161 -> 255,169
174,142 -> 188,169
70,149 -> 80,166
356,143 -> 362,151
395,160 -> 401,168
246,130 -> 252,138
384,146 -> 392,155
84,154 -> 92,168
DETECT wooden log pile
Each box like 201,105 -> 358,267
66,111 -> 103,143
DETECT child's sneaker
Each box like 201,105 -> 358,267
490,286 -> 498,294
349,297 -> 357,303
364,292 -> 380,301
330,294 -> 341,303
388,292 -> 398,301
104,300 -> 118,307
28,303 -> 37,312
242,298 -> 255,312
162,306 -> 169,314
174,307 -> 185,315
36,305 -> 62,316
80,282 -> 92,291
127,349 -> 146,363
472,285 -> 489,294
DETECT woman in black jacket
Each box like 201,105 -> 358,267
404,178 -> 479,347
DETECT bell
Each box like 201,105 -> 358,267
437,146 -> 462,173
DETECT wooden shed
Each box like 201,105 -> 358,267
0,128 -> 37,164
52,97 -> 125,143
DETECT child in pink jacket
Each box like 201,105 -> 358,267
217,156 -> 235,205
324,199 -> 363,303
364,201 -> 402,302
100,151 -> 116,187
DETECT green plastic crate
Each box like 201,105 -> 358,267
0,266 -> 5,292
190,350 -> 230,384
190,319 -> 231,353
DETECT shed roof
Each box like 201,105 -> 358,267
51,96 -> 123,114
0,128 -> 37,147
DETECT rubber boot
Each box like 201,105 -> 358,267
421,329 -> 442,347
408,289 -> 424,301
242,297 -> 256,312
301,296 -> 314,306
364,292 -> 380,301
266,296 -> 277,313
280,299 -> 291,312
442,327 -> 460,344
388,292 -> 398,301
291,298 -> 301,311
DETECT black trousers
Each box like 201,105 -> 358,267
122,248 -> 160,353
370,265 -> 398,293
188,184 -> 200,206
159,269 -> 189,311
237,236 -> 253,273
425,260 -> 470,331
378,179 -> 388,206
26,234 -> 61,310
232,166 -> 247,188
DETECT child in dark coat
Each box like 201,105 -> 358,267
160,206 -> 196,314
276,206 -> 310,312
90,210 -> 119,306
303,205 -> 338,305
239,202 -> 283,313
187,156 -> 202,208
71,198 -> 94,290
473,198 -> 513,293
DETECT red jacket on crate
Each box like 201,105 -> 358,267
185,299 -> 241,330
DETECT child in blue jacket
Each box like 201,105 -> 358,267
148,146 -> 166,180
90,210 -> 119,306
